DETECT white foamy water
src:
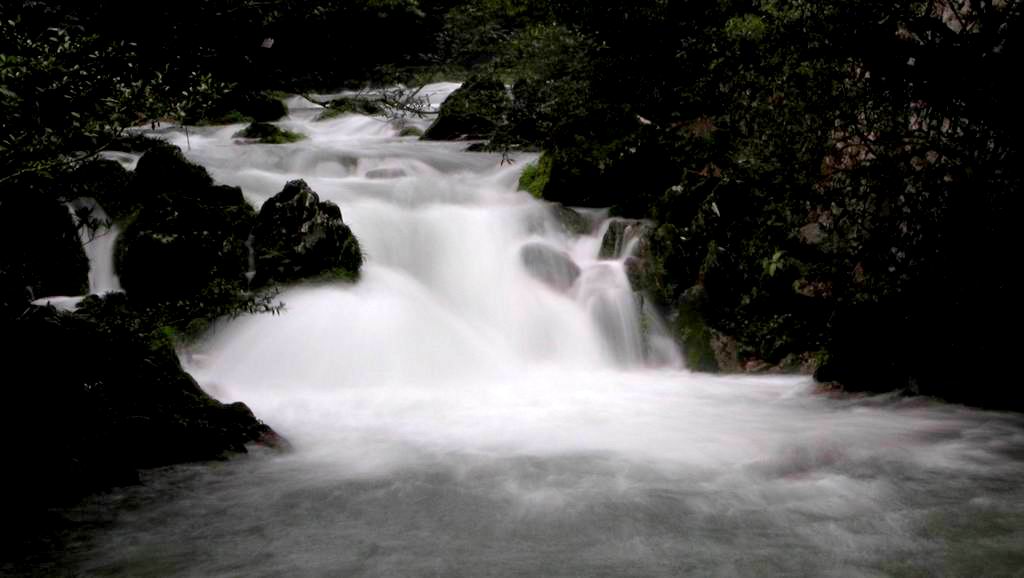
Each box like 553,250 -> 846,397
53,87 -> 1024,577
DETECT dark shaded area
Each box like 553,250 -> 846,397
3,299 -> 276,517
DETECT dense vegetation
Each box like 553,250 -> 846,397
430,0 -> 1021,410
1,0 -> 1021,514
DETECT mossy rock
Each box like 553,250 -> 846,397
130,146 -> 214,198
117,150 -> 255,303
518,153 -> 551,198
422,75 -> 511,141
252,179 -> 363,285
7,303 -> 277,513
399,126 -> 424,137
316,97 -> 385,121
198,91 -> 288,125
234,122 -> 306,144
672,286 -> 721,372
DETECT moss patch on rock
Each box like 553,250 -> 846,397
234,122 -> 306,144
518,153 -> 551,198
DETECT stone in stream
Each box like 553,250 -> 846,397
520,242 -> 581,291
251,179 -> 363,285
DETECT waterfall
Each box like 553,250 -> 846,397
56,85 -> 1024,577
69,198 -> 122,295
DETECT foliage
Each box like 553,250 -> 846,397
446,0 -> 1022,407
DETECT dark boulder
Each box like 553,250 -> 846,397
5,302 -> 279,514
316,97 -> 384,121
252,179 -> 362,285
520,242 -> 581,291
130,146 -> 214,199
0,194 -> 88,310
234,122 -> 305,144
422,76 -> 511,141
200,91 -> 288,124
116,149 -> 255,302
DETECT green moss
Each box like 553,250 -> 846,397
399,126 -> 424,137
518,153 -> 552,198
233,122 -> 306,144
676,304 -> 720,373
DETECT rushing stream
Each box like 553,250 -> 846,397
39,87 -> 1024,576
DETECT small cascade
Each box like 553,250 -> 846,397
68,198 -> 122,295
54,84 -> 1024,578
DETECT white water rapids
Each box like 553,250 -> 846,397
54,87 -> 1024,576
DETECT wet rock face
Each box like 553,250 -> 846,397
251,179 -> 362,285
7,303 -> 280,514
422,75 -> 511,141
599,219 -> 653,260
520,242 -> 581,291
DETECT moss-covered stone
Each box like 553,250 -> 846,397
198,91 -> 288,125
234,122 -> 306,144
422,75 -> 511,141
5,302 -> 279,514
315,97 -> 384,121
518,153 -> 551,198
130,145 -> 214,198
251,179 -> 362,285
116,148 -> 255,303
399,126 -> 424,137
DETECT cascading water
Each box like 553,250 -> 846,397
30,198 -> 122,311
49,87 -> 1024,577
69,197 -> 122,295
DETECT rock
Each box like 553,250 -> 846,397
238,92 -> 288,122
6,303 -> 280,514
365,168 -> 407,179
518,153 -> 551,198
422,75 -> 511,141
520,242 -> 581,291
551,203 -> 591,236
399,126 -> 424,137
234,122 -> 305,144
316,97 -> 384,121
130,146 -> 213,198
252,179 -> 362,285
117,153 -> 255,303
0,194 -> 89,309
201,91 -> 288,124
599,219 -> 653,259
670,285 -> 721,372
